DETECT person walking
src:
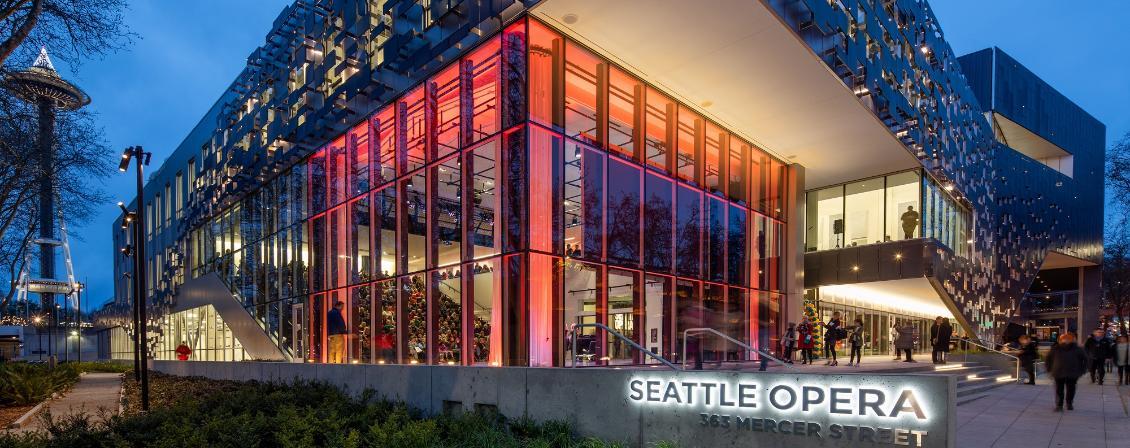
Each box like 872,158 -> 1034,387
797,317 -> 816,365
1045,332 -> 1086,411
1115,335 -> 1130,385
847,318 -> 864,366
895,320 -> 916,362
823,311 -> 843,366
781,323 -> 797,364
1014,334 -> 1039,385
1084,329 -> 1113,384
930,316 -> 953,364
327,300 -> 348,363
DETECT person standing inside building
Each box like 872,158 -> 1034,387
797,317 -> 815,365
930,316 -> 953,364
781,323 -> 797,364
847,317 -> 864,366
900,206 -> 920,239
895,320 -> 916,362
1084,329 -> 1112,384
1046,332 -> 1086,411
822,311 -> 843,366
1014,334 -> 1039,385
1115,335 -> 1130,385
890,321 -> 899,361
327,300 -> 348,363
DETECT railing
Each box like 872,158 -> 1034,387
681,328 -> 793,371
957,338 -> 1021,384
569,323 -> 678,370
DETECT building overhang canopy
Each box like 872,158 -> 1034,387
531,0 -> 918,189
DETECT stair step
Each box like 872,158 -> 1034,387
956,392 -> 990,406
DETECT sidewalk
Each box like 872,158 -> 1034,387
14,372 -> 122,432
956,376 -> 1130,448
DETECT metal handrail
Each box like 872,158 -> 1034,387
959,338 -> 1021,383
681,327 -> 793,371
569,323 -> 678,370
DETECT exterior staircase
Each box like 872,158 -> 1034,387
863,361 -> 1017,406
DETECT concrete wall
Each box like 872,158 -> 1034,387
153,361 -> 955,448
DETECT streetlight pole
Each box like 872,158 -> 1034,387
120,145 -> 151,412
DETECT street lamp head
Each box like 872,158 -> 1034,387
118,148 -> 133,171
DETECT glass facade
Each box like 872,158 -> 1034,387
175,16 -> 789,367
805,169 -> 971,257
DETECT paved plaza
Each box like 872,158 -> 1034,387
957,377 -> 1130,448
11,372 -> 121,433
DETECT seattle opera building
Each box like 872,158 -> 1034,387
104,0 -> 1105,367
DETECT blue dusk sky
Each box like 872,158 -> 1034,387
37,1 -> 1127,311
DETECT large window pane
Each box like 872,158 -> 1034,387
432,268 -> 462,364
432,155 -> 462,267
350,197 -> 370,284
432,64 -> 461,158
402,87 -> 427,173
674,280 -> 699,363
806,186 -> 843,251
374,107 -> 397,186
608,66 -> 639,159
374,279 -> 397,363
706,197 -> 727,283
643,172 -> 673,272
351,284 -> 372,363
564,261 -> 599,366
403,172 -> 427,273
727,136 -> 749,204
528,126 -> 563,255
470,139 -> 502,258
704,122 -> 724,194
676,105 -> 700,184
349,123 -> 369,196
469,37 -> 501,142
845,178 -> 883,246
528,19 -> 563,128
328,138 -> 348,207
472,259 -> 503,365
308,149 -> 327,214
564,141 -> 603,261
402,274 -> 427,363
886,170 -> 921,240
643,275 -> 672,362
606,158 -> 640,266
645,87 -> 674,172
373,187 -> 397,279
564,42 -> 599,146
607,269 -> 638,365
676,185 -> 702,277
728,204 -> 748,287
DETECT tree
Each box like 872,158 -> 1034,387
1103,227 -> 1130,336
0,0 -> 131,69
1107,133 -> 1130,215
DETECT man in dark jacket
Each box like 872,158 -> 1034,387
1013,335 -> 1039,385
1084,329 -> 1113,384
327,301 -> 348,363
1046,332 -> 1087,411
930,317 -> 953,364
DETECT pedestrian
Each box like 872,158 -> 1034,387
327,300 -> 348,363
889,321 -> 900,361
1083,329 -> 1113,384
930,316 -> 953,364
781,323 -> 797,364
823,311 -> 843,366
847,318 -> 864,366
1115,335 -> 1130,385
895,320 -> 916,362
797,316 -> 816,365
1015,334 -> 1038,385
1045,332 -> 1086,411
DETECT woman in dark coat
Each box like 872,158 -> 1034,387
822,311 -> 843,366
930,316 -> 953,364
1046,332 -> 1087,411
895,320 -> 916,362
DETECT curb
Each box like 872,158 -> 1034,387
117,373 -> 125,416
8,398 -> 50,429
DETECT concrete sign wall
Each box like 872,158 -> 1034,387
152,361 -> 955,448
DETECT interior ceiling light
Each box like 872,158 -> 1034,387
562,13 -> 579,24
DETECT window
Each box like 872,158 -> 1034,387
432,64 -> 461,158
606,158 -> 640,266
727,136 -> 748,204
564,261 -> 599,365
472,258 -> 503,365
350,196 -> 371,284
469,139 -> 502,258
432,155 -> 461,267
643,172 -> 673,272
402,87 -> 427,173
645,88 -> 674,172
328,137 -> 348,207
564,42 -> 599,146
432,268 -> 461,364
704,122 -> 724,194
349,123 -> 370,196
564,141 -> 603,261
607,67 -> 639,159
373,187 -> 397,278
373,107 -> 397,186
402,274 -> 427,363
886,170 -> 921,240
468,37 -> 501,142
844,178 -> 884,246
806,186 -> 844,251
675,185 -> 702,277
402,171 -> 427,273
528,19 -> 563,128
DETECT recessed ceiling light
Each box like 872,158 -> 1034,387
700,100 -> 713,108
562,13 -> 579,24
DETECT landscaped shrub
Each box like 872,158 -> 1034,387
0,363 -> 81,406
64,361 -> 132,374
0,372 -> 663,447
